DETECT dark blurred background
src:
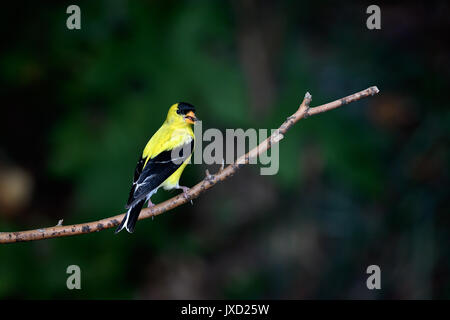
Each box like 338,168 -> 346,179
0,0 -> 448,299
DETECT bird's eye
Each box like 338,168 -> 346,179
176,109 -> 181,115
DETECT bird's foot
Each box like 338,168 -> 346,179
179,186 -> 193,205
147,200 -> 155,220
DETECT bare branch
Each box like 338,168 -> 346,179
0,86 -> 379,243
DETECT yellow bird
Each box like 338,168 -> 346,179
115,102 -> 198,233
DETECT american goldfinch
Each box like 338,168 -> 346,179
115,102 -> 198,233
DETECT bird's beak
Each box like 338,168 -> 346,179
184,111 -> 198,124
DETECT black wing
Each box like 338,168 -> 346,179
126,140 -> 194,209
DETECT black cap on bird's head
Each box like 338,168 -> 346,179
176,102 -> 195,114
177,102 -> 198,124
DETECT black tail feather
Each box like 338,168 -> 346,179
115,199 -> 146,234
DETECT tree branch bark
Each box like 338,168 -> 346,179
0,86 -> 379,243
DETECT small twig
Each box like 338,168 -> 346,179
0,86 -> 379,243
